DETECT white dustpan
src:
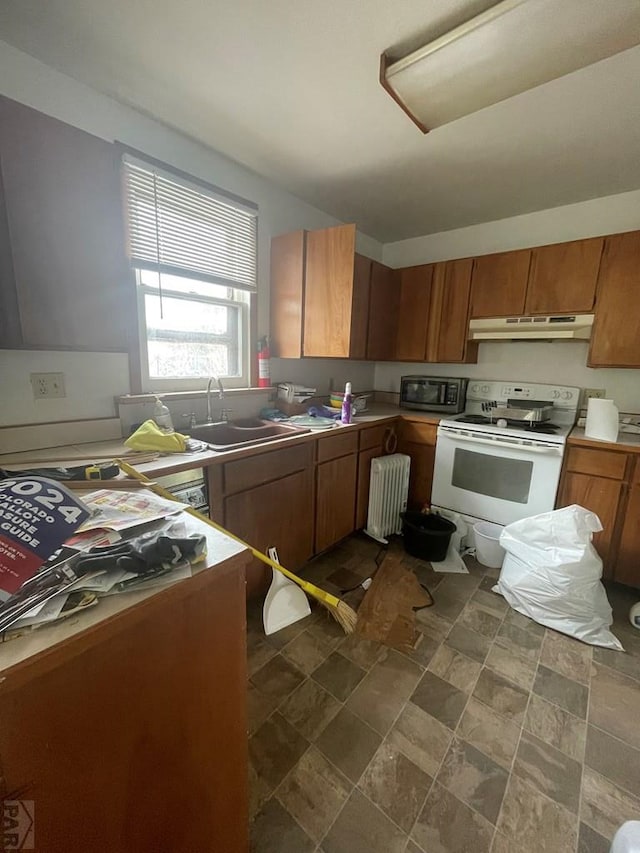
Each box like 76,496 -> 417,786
263,547 -> 311,635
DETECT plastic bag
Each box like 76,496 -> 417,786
494,504 -> 623,650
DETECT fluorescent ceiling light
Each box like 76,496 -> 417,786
381,0 -> 640,132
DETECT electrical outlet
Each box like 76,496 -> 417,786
30,372 -> 66,399
583,388 -> 606,403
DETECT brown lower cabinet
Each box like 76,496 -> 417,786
616,480 -> 640,587
397,418 -> 438,511
219,423 -> 404,592
556,471 -> 624,576
0,540 -> 252,853
557,441 -> 640,587
314,431 -> 359,553
222,443 -> 314,597
225,468 -> 314,596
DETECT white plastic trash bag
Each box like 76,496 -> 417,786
494,504 -> 623,650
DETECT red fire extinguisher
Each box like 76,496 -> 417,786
257,336 -> 270,388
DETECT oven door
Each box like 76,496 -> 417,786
432,426 -> 565,526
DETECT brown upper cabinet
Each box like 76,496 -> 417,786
0,95 -> 131,352
270,223 -> 372,358
469,237 -> 603,320
525,237 -> 604,315
391,259 -> 477,364
427,258 -> 478,363
366,260 -> 400,361
394,264 -> 434,360
269,230 -> 306,359
588,231 -> 640,367
271,224 -> 640,368
470,250 -> 531,318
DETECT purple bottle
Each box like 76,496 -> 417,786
341,382 -> 353,425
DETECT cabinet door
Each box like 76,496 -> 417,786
270,230 -> 305,358
225,469 -> 314,597
589,231 -> 640,367
615,480 -> 640,587
398,421 -> 437,511
0,562 -> 249,853
557,472 -> 624,576
366,261 -> 400,360
525,237 -> 603,315
427,258 -> 476,363
349,253 -> 372,359
303,223 -> 356,357
0,95 -> 131,351
470,250 -> 530,318
395,264 -> 433,361
316,454 -> 358,552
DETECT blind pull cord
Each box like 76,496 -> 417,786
152,171 -> 164,319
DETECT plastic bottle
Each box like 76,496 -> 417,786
153,397 -> 174,433
341,382 -> 353,425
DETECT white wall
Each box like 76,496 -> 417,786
375,343 -> 640,412
0,40 -> 382,432
3,40 -> 640,434
0,351 -> 129,427
378,191 -> 640,412
383,189 -> 640,268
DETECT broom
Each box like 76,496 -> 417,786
117,460 -> 357,634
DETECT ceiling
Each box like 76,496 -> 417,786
1,0 -> 640,242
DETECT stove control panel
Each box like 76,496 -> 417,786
502,386 -> 533,399
467,381 -> 579,408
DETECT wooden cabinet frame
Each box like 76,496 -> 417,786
557,441 -> 639,586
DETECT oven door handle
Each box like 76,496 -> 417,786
441,430 -> 564,456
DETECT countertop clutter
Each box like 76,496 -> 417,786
2,403 -> 640,599
3,406 -> 640,479
0,406 -> 419,475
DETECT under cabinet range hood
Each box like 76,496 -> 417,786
469,314 -> 594,341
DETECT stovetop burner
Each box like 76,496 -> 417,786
453,414 -> 561,434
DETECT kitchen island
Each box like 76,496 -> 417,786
0,501 -> 252,853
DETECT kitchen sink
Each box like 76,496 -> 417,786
188,418 -> 310,451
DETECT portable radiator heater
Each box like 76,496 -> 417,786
364,453 -> 411,544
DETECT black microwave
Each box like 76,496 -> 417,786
400,376 -> 467,414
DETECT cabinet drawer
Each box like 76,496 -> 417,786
565,446 -> 628,480
316,430 -> 358,462
359,424 -> 389,451
399,420 -> 438,446
224,443 -> 312,494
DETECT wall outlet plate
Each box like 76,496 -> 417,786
583,388 -> 606,404
31,372 -> 66,399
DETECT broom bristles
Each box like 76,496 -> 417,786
321,598 -> 358,634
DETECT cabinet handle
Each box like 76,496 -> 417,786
384,428 -> 398,455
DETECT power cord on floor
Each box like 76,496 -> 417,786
337,541 -> 388,594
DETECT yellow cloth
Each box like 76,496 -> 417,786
124,419 -> 188,453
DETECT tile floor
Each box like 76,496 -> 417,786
247,534 -> 640,853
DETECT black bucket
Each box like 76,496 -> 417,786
401,512 -> 456,562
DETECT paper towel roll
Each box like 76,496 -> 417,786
585,398 -> 619,442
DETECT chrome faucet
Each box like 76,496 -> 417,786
206,377 -> 225,423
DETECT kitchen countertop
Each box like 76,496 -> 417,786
568,426 -> 640,453
0,496 -> 250,675
0,406 -> 442,478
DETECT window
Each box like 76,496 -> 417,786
122,154 -> 257,390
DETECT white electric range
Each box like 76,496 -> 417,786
431,380 -> 580,532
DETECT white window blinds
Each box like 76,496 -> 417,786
122,155 -> 258,291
